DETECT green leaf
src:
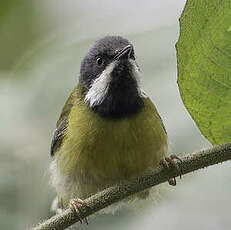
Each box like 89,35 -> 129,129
176,0 -> 231,145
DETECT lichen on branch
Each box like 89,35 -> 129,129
32,143 -> 231,230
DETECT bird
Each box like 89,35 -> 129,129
49,35 -> 181,222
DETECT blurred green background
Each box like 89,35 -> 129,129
1,1 -> 230,229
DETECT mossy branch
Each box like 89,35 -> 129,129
32,143 -> 231,230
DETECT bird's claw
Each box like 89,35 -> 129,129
160,154 -> 183,186
69,198 -> 88,224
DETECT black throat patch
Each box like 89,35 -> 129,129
90,61 -> 144,119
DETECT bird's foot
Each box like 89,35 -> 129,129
160,154 -> 183,186
69,198 -> 88,224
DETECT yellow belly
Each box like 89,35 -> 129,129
53,97 -> 168,201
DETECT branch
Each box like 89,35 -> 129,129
32,143 -> 231,230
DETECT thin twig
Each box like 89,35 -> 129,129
32,143 -> 231,230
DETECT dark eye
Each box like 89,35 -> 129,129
96,57 -> 103,66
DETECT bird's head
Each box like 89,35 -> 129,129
80,36 -> 145,118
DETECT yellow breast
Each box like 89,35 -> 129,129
56,96 -> 168,187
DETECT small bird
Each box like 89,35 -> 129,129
50,36 -> 180,222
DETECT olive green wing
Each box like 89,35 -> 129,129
145,97 -> 167,135
50,86 -> 78,157
156,112 -> 167,134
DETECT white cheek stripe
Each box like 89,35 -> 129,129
84,61 -> 117,107
85,59 -> 147,107
129,59 -> 147,98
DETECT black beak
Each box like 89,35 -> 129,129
114,45 -> 133,60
